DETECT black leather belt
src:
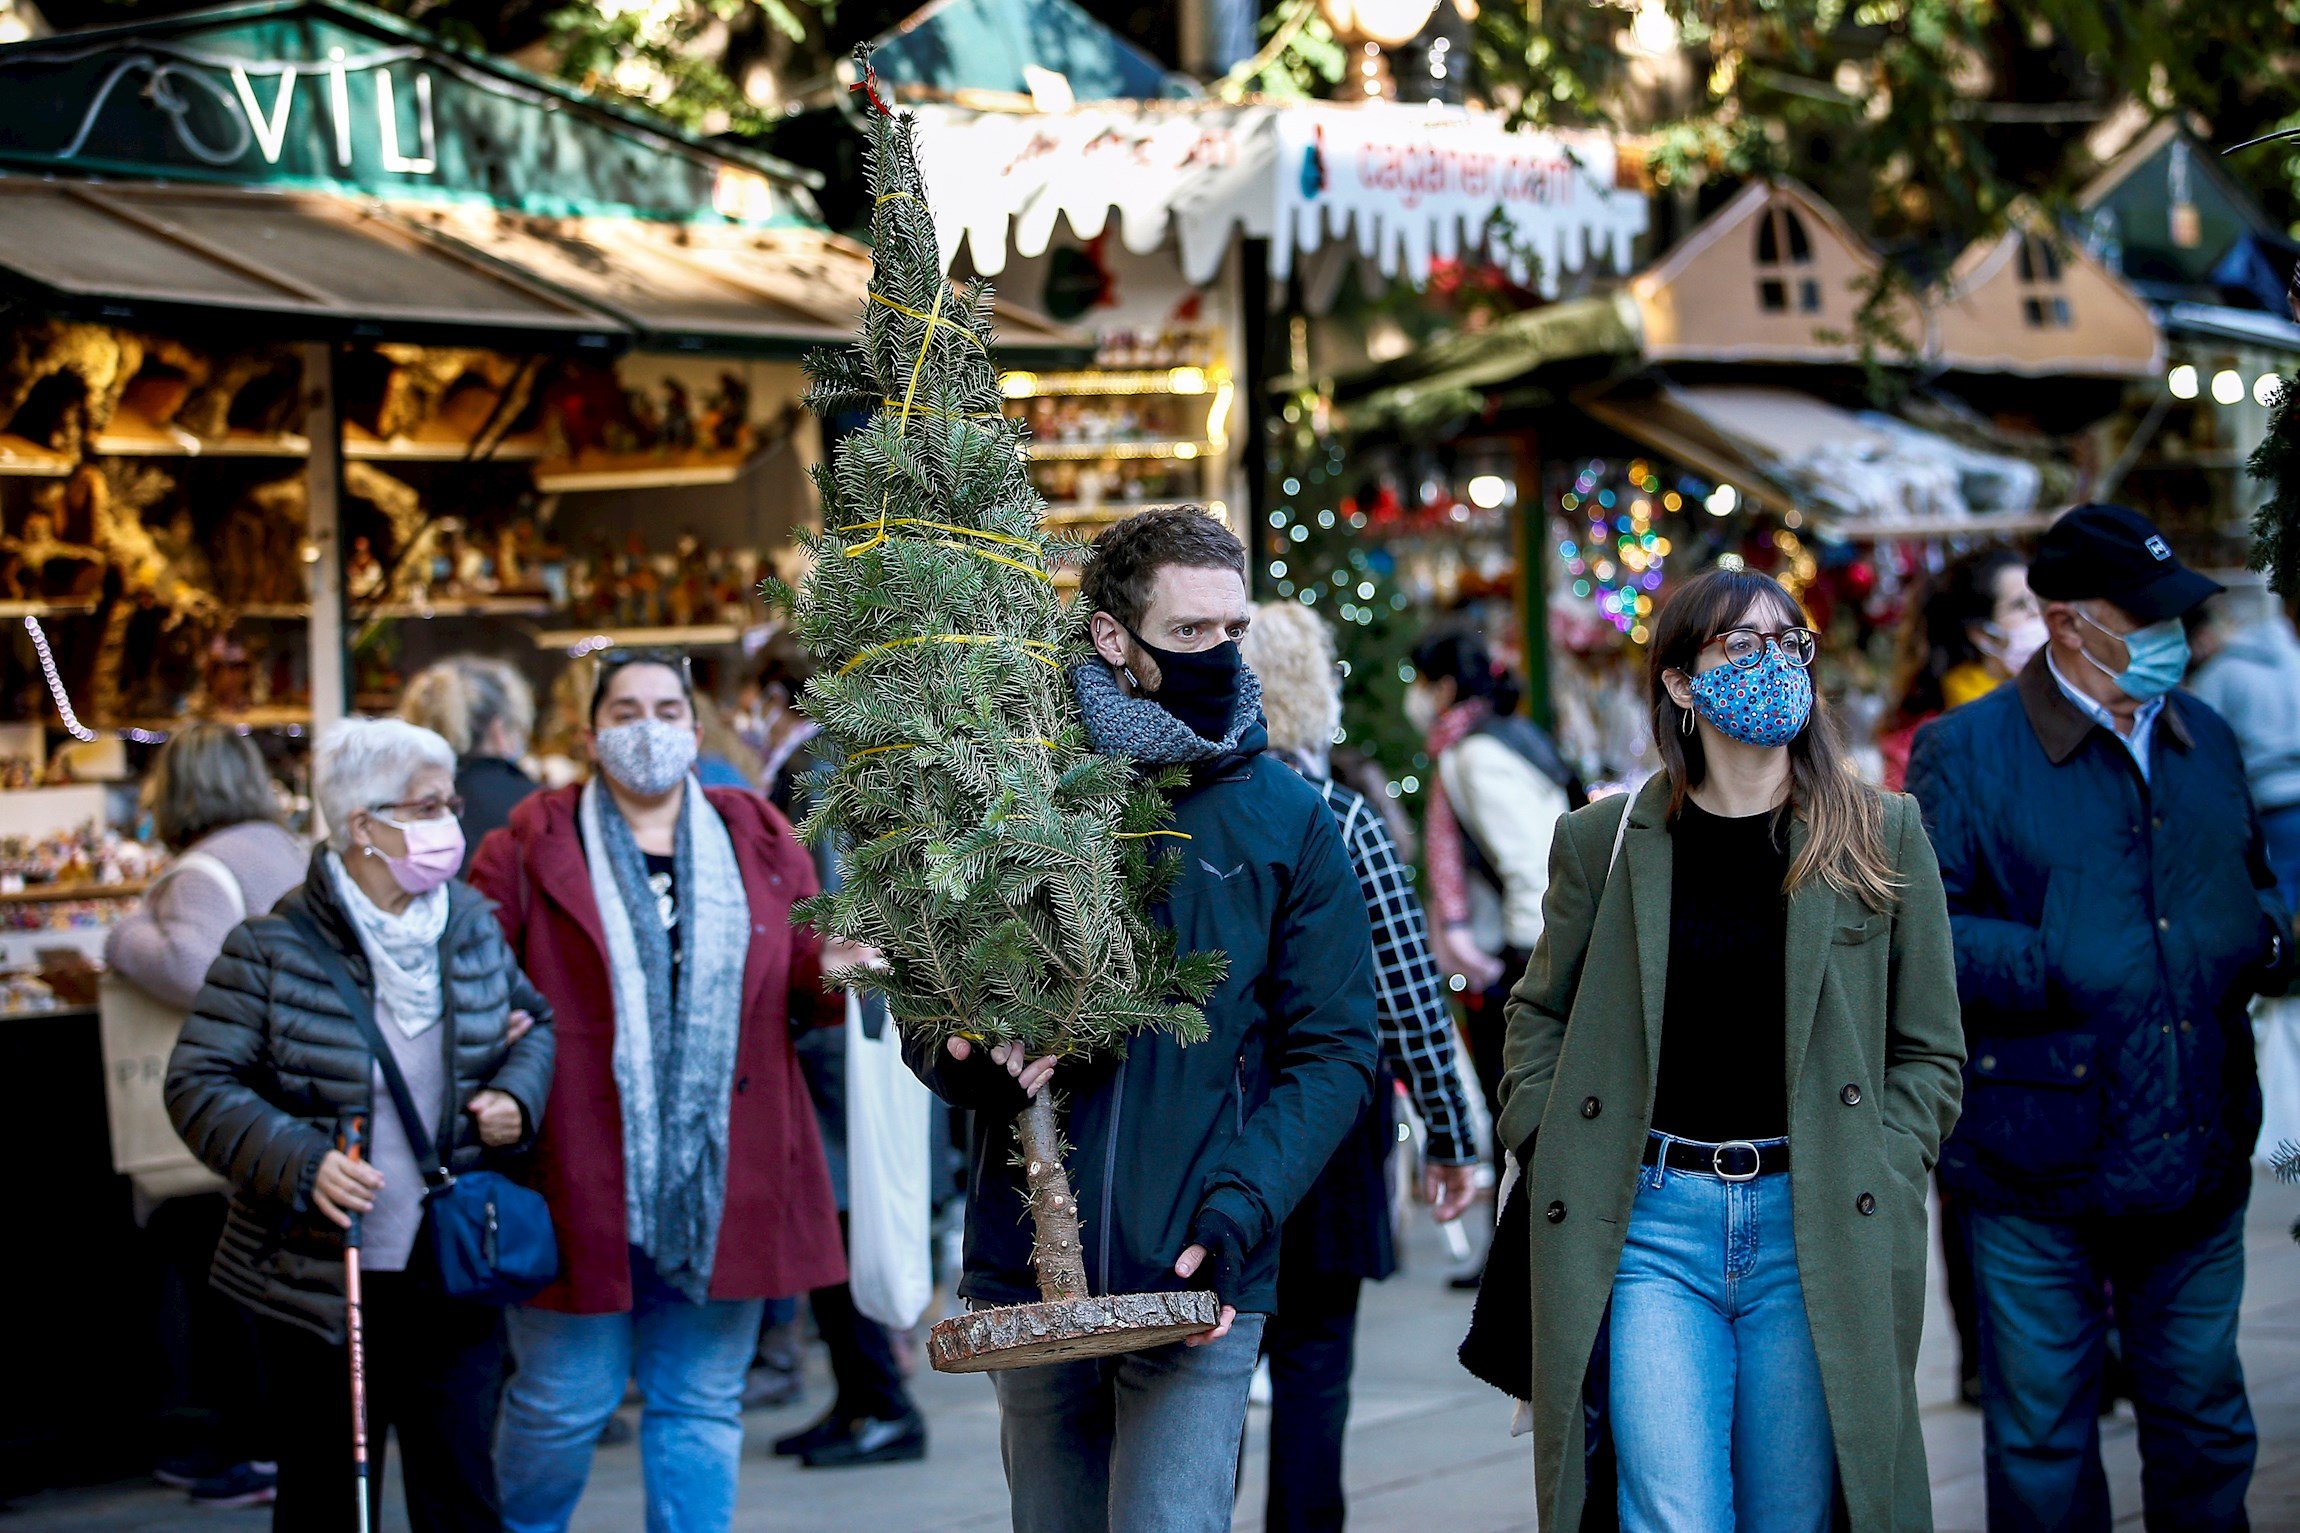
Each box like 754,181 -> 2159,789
1639,1137 -> 1790,1181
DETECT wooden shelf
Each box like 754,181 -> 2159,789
532,447 -> 755,494
0,602 -> 100,620
1038,500 -> 1186,526
342,422 -> 546,463
530,624 -> 746,651
111,705 -> 311,732
0,878 -> 148,905
91,404 -> 309,459
0,434 -> 72,477
1001,368 -> 1217,399
1024,439 -> 1211,463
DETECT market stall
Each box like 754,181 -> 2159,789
0,0 -> 1082,1491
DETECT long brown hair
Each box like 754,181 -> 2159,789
1649,567 -> 1899,911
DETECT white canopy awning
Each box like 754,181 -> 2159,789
908,100 -> 1648,297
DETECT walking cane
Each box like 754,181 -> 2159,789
339,1114 -> 372,1533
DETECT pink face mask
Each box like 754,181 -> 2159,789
371,812 -> 465,894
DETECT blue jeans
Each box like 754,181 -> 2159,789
497,1250 -> 767,1533
990,1310 -> 1266,1533
2260,802 -> 2300,913
1969,1202 -> 2253,1532
1608,1138 -> 1835,1533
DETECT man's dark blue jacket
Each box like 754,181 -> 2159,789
906,717 -> 1378,1315
1906,652 -> 2292,1221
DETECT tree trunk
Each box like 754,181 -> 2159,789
1017,1091 -> 1089,1303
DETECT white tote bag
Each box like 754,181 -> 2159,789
2255,994 -> 2300,1168
98,851 -> 240,1198
844,990 -> 934,1329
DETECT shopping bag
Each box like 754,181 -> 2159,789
844,989 -> 934,1329
98,853 -> 239,1198
2256,994 -> 2300,1167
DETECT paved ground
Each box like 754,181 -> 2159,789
14,1169 -> 2300,1532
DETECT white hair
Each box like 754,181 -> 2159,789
313,716 -> 457,851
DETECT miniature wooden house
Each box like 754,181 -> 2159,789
1629,181 -> 1924,365
1929,209 -> 2161,378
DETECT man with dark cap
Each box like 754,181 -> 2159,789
1908,504 -> 2293,1533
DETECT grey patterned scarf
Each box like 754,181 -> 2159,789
579,779 -> 751,1303
1071,659 -> 1263,767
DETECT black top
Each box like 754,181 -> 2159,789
1651,798 -> 1792,1143
643,850 -> 682,995
455,754 -> 539,875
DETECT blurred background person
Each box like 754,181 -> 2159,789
1878,547 -> 2040,792
108,724 -> 305,1509
1246,603 -> 1480,1533
2189,585 -> 2300,908
165,716 -> 555,1531
1406,625 -> 1578,1222
471,653 -> 850,1533
736,637 -> 823,811
401,655 -> 540,869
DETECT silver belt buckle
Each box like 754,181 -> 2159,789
1711,1140 -> 1761,1182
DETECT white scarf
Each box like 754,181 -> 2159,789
325,851 -> 449,1039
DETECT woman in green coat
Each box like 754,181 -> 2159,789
1497,567 -> 1964,1532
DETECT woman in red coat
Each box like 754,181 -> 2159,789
470,653 -> 849,1533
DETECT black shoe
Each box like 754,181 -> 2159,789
154,1452 -> 223,1490
773,1410 -> 849,1458
801,1412 -> 927,1469
189,1461 -> 278,1508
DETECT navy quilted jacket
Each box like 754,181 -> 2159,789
1906,653 -> 2291,1220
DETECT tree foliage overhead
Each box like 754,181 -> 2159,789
772,75 -> 1223,1058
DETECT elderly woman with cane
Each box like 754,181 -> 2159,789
167,716 -> 555,1532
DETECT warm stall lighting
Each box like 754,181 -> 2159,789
1169,367 -> 1207,395
1466,474 -> 1509,509
1706,484 -> 1738,517
2168,364 -> 2199,399
2257,374 -> 2284,408
1001,372 -> 1036,399
2212,369 -> 2245,406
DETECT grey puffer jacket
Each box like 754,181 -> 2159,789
164,847 -> 555,1341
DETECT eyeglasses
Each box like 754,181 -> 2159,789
371,796 -> 465,822
1699,626 -> 1818,670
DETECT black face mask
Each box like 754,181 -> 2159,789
1124,623 -> 1244,741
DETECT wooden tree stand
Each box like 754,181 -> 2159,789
927,1092 -> 1222,1374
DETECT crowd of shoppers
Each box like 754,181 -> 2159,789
123,496 -> 2300,1533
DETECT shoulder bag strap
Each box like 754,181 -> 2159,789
166,849 -> 248,924
279,906 -> 445,1186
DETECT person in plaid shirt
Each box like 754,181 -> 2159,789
1244,601 -> 1478,1533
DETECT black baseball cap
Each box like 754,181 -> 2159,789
2027,504 -> 2222,623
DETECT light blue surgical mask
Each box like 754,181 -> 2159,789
2076,608 -> 2189,701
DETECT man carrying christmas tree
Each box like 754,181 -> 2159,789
910,507 -> 1378,1533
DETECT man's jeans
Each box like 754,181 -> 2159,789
991,1310 -> 1266,1533
1970,1202 -> 2254,1532
1608,1141 -> 1835,1533
498,1250 -> 767,1533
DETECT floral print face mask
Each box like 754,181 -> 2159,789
1686,644 -> 1814,748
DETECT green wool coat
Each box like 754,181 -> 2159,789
1497,775 -> 1965,1532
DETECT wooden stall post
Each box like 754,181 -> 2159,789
302,342 -> 347,735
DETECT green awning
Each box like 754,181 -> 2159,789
1328,293 -> 1643,436
858,0 -> 1186,104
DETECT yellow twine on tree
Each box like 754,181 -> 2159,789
838,518 -> 1044,555
874,190 -> 915,204
931,540 -> 1053,584
847,282 -> 960,557
838,633 -> 1063,677
849,736 -> 1060,762
1115,830 -> 1192,841
866,290 -> 986,351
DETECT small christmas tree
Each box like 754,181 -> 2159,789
774,55 -> 1225,1368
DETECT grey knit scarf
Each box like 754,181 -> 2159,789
1071,659 -> 1263,767
580,779 -> 750,1303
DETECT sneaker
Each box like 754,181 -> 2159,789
800,1411 -> 927,1469
154,1452 -> 222,1490
773,1410 -> 848,1458
189,1462 -> 278,1508
743,1363 -> 804,1411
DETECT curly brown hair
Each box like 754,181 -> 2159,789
1079,507 -> 1246,629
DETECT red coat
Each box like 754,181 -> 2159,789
469,783 -> 846,1313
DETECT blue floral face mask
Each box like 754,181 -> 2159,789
1686,644 -> 1814,748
